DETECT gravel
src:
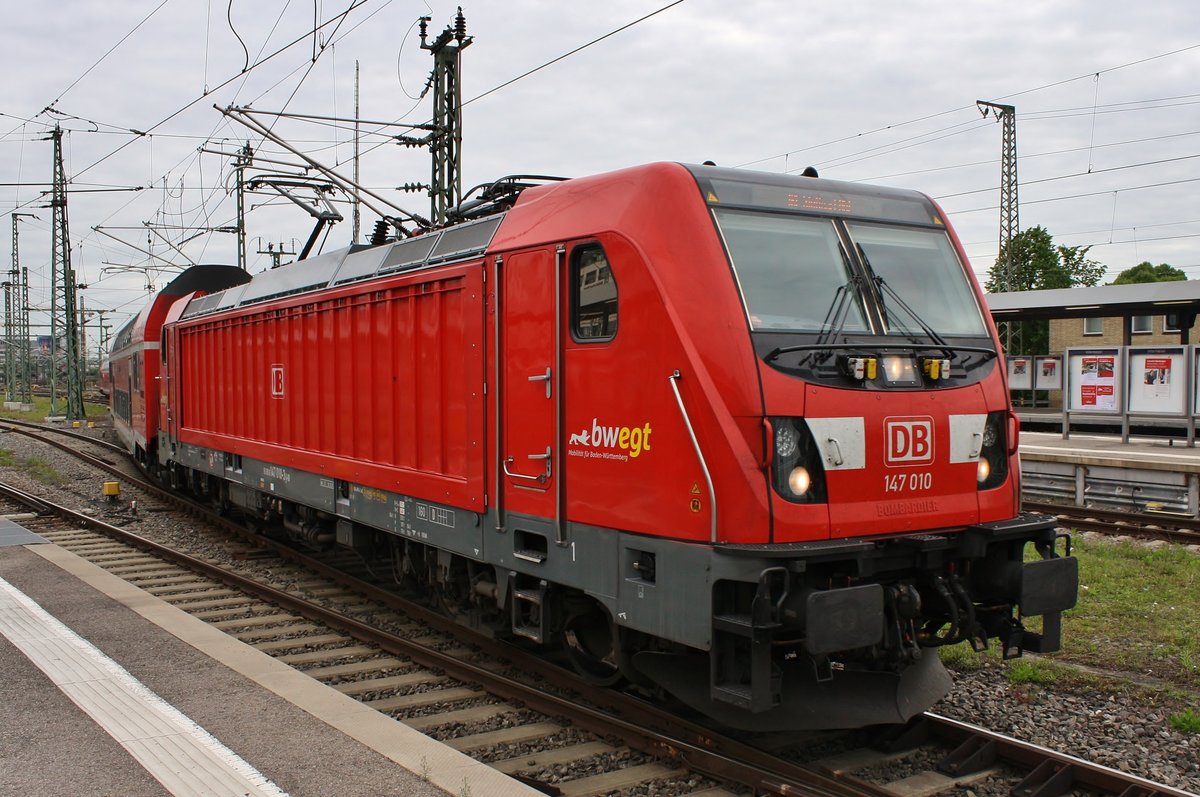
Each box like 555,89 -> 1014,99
933,660 -> 1200,792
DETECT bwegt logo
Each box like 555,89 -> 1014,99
885,416 -> 934,466
569,418 -> 653,459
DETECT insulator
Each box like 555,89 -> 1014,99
370,219 -> 390,246
455,7 -> 466,41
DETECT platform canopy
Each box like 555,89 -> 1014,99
983,281 -> 1200,322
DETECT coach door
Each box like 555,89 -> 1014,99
499,247 -> 562,537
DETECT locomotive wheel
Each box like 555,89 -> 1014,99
562,602 -> 625,687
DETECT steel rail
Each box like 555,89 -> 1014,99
921,712 -> 1196,797
1025,499 -> 1200,543
0,418 -> 128,456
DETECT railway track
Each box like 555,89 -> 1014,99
0,420 -> 1194,797
1024,499 -> 1200,544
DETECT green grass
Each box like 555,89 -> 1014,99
937,536 -> 1200,735
22,456 -> 63,485
1006,658 -> 1061,686
1170,709 -> 1200,734
1058,538 -> 1200,687
0,395 -> 108,421
0,446 -> 65,483
940,538 -> 1200,690
938,643 -> 986,671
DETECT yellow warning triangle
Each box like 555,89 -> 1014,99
690,483 -> 701,495
706,191 -> 719,202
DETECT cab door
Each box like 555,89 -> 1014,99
500,248 -> 561,529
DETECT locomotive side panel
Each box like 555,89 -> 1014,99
496,165 -> 775,544
560,234 -> 715,543
175,264 -> 487,509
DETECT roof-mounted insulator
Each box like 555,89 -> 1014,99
370,219 -> 391,246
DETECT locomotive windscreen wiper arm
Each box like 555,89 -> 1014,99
764,342 -> 998,363
803,280 -> 853,367
854,244 -> 955,358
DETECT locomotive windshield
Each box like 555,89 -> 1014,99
714,209 -> 870,333
846,222 -> 988,337
715,210 -> 988,338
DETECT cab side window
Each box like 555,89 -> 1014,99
572,245 -> 618,341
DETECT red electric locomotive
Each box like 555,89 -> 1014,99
112,163 -> 1077,729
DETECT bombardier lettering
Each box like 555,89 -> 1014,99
877,499 -> 939,517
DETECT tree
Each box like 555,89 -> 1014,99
985,226 -> 1104,293
1109,261 -> 1186,285
985,226 -> 1104,354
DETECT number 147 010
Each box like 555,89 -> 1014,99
884,472 -> 932,492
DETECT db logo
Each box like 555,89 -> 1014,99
885,417 -> 934,466
270,365 -> 285,398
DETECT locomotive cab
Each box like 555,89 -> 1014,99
625,166 -> 1079,728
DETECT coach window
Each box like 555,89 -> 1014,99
572,244 -> 618,341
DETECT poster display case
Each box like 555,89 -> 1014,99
1064,347 -> 1122,414
1007,356 -> 1033,390
1127,346 -> 1187,416
1034,356 -> 1062,391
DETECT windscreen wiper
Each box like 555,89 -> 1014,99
856,243 -> 957,359
765,341 -> 998,363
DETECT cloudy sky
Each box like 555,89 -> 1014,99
2,0 -> 1198,338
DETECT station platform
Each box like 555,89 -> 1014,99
0,528 -> 541,797
1018,430 -> 1200,516
1015,407 -> 1199,440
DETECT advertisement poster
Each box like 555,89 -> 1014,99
1143,358 -> 1171,399
1035,356 -> 1062,390
1128,347 -> 1185,415
1079,356 -> 1116,409
1067,348 -> 1121,414
1007,356 -> 1032,390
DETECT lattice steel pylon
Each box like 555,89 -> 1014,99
18,259 -> 31,405
3,226 -> 12,405
5,214 -> 35,405
421,8 -> 471,225
978,100 -> 1020,354
47,125 -> 85,420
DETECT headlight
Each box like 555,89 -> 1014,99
977,411 -> 1008,490
981,421 -> 998,449
776,423 -> 798,459
788,466 -> 812,496
769,418 -> 827,504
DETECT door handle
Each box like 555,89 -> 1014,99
826,437 -> 845,467
503,447 -> 552,483
528,367 -> 552,399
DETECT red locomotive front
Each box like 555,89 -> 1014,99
126,163 -> 1076,730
